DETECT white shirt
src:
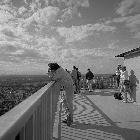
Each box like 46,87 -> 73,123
120,70 -> 129,81
116,70 -> 121,76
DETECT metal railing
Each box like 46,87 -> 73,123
0,81 -> 60,140
80,76 -> 117,89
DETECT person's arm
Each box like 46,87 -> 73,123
51,68 -> 62,81
47,71 -> 55,81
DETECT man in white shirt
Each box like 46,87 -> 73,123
120,66 -> 130,103
115,65 -> 121,88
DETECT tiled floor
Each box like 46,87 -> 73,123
53,90 -> 140,140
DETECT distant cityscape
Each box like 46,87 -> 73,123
0,75 -> 50,116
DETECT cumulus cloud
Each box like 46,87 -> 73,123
0,0 -> 120,74
57,23 -> 116,43
60,48 -> 110,58
125,14 -> 140,30
56,0 -> 89,22
22,6 -> 60,28
0,10 -> 14,23
18,6 -> 27,15
116,0 -> 140,16
110,14 -> 140,39
108,0 -> 140,40
108,40 -> 119,49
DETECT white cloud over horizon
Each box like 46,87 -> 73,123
0,0 -> 133,74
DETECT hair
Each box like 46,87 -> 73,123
88,69 -> 90,71
123,66 -> 126,70
48,63 -> 60,71
73,66 -> 76,69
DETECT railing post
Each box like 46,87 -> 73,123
25,115 -> 33,140
19,127 -> 25,140
49,82 -> 61,140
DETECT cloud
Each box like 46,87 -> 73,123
56,0 -> 89,22
134,31 -> 140,38
108,10 -> 140,39
62,48 -> 110,58
108,40 -> 119,50
10,50 -> 24,55
0,0 -> 12,4
116,0 -> 140,16
18,6 -> 27,15
125,14 -> 140,30
22,6 -> 60,28
57,23 -> 116,43
0,10 -> 14,23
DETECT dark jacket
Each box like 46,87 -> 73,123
86,71 -> 94,80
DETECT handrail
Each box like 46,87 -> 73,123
0,81 -> 58,140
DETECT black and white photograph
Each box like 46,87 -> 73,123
0,0 -> 140,140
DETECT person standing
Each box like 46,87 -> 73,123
48,63 -> 74,126
120,66 -> 130,103
115,65 -> 121,88
76,67 -> 81,93
86,69 -> 94,92
71,66 -> 78,94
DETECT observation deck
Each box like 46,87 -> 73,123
0,81 -> 140,140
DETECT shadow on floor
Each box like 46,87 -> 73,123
61,94 -> 140,140
81,89 -> 119,96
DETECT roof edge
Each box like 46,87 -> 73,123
115,46 -> 140,57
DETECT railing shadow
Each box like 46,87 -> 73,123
60,94 -> 140,140
82,89 -> 119,96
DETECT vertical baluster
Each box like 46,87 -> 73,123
41,96 -> 45,140
46,88 -> 51,139
19,127 -> 25,140
44,94 -> 47,140
41,95 -> 44,140
34,109 -> 38,140
44,95 -> 46,140
25,115 -> 33,140
39,104 -> 42,140
36,107 -> 40,140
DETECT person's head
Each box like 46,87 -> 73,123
117,65 -> 122,70
76,68 -> 78,71
122,66 -> 126,71
48,63 -> 60,72
73,66 -> 76,69
87,68 -> 90,71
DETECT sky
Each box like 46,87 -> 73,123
0,0 -> 140,75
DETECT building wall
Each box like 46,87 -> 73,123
124,54 -> 140,103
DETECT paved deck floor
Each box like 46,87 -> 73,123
53,89 -> 140,140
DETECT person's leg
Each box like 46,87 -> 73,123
123,85 -> 128,102
75,79 -> 78,93
86,80 -> 89,90
89,80 -> 93,91
65,84 -> 74,121
117,78 -> 120,88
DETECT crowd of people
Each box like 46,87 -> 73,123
47,62 -> 136,127
47,63 -> 94,126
